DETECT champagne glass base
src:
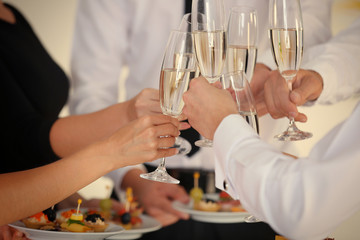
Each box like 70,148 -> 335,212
275,120 -> 312,141
244,215 -> 261,223
173,137 -> 192,155
140,168 -> 180,184
195,139 -> 213,147
275,130 -> 312,141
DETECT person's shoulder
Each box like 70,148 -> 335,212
4,3 -> 22,18
4,3 -> 33,29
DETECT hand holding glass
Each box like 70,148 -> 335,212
269,0 -> 312,141
140,30 -> 197,184
191,0 -> 227,147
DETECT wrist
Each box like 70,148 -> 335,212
120,168 -> 147,191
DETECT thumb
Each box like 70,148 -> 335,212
290,82 -> 313,106
291,70 -> 323,105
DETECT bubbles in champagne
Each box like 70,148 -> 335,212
160,68 -> 196,117
193,30 -> 227,83
269,28 -> 303,80
226,45 -> 257,82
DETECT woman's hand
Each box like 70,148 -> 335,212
101,114 -> 182,168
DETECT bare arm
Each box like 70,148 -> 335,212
0,114 -> 180,225
51,88 -> 162,158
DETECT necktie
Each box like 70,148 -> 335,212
181,0 -> 200,157
185,0 -> 192,14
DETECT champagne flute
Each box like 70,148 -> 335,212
226,6 -> 258,82
140,29 -> 197,184
269,0 -> 312,141
173,13 -> 198,155
191,0 -> 227,147
221,70 -> 260,223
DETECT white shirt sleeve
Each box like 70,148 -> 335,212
302,17 -> 360,105
213,102 -> 360,240
69,0 -> 131,114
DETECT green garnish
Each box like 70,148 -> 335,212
67,219 -> 85,226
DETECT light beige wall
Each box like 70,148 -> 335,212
4,0 -> 360,238
6,0 -> 77,75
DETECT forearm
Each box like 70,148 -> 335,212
50,102 -> 132,157
0,142 -> 115,225
56,192 -> 83,210
120,168 -> 148,196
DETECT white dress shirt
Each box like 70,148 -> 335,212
302,17 -> 360,105
68,0 -> 332,190
213,18 -> 360,240
213,106 -> 360,240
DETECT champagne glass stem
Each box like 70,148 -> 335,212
274,75 -> 312,141
140,156 -> 180,184
174,137 -> 192,155
195,138 -> 213,147
287,116 -> 301,132
157,157 -> 166,171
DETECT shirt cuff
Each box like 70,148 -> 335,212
213,114 -> 259,195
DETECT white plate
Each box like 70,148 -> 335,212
8,221 -> 124,240
172,194 -> 250,223
106,215 -> 161,240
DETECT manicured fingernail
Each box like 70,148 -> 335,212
289,112 -> 297,118
299,115 -> 307,122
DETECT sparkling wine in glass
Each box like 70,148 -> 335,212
226,6 -> 258,83
140,29 -> 197,184
221,70 -> 260,223
269,0 -> 312,141
191,0 -> 227,147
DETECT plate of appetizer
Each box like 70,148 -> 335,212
173,172 -> 250,223
106,214 -> 161,240
105,188 -> 161,239
9,203 -> 124,240
9,199 -> 124,240
9,221 -> 124,240
173,190 -> 251,223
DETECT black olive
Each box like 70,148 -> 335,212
120,212 -> 131,224
204,198 -> 216,203
85,213 -> 104,223
43,208 -> 56,222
